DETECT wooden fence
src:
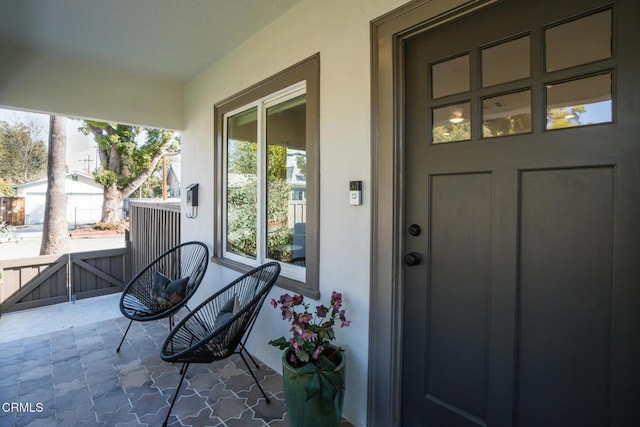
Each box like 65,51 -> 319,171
0,200 -> 181,314
1,197 -> 25,225
128,200 -> 181,275
0,248 -> 127,313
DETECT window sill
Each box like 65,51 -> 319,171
210,256 -> 320,299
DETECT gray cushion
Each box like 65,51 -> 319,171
150,272 -> 189,308
211,296 -> 239,344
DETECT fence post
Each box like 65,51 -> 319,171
125,229 -> 132,283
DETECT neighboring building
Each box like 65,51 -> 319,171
166,162 -> 181,198
13,172 -> 103,226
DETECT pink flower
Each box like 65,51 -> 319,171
269,290 -> 352,366
331,291 -> 343,310
312,345 -> 325,359
316,305 -> 328,317
298,314 -> 313,324
281,307 -> 292,320
279,293 -> 293,307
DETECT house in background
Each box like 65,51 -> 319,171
166,162 -> 181,198
1,0 -> 639,426
13,172 -> 103,226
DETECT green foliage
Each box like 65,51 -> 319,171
483,112 -> 532,137
0,178 -> 16,197
547,106 -> 586,129
134,173 -> 163,198
79,120 -> 179,196
94,169 -> 119,187
226,140 -> 293,260
295,154 -> 307,177
432,121 -> 471,143
227,179 -> 258,258
0,121 -> 47,184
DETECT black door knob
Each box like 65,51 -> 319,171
408,224 -> 422,236
404,252 -> 422,266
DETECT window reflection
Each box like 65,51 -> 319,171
546,74 -> 612,130
432,102 -> 471,144
226,107 -> 258,259
483,90 -> 531,138
266,95 -> 307,266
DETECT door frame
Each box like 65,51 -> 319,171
369,1 -> 500,425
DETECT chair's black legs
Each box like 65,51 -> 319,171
239,352 -> 270,404
239,343 -> 260,370
163,363 -> 189,427
116,319 -> 134,353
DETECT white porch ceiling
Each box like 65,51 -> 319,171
0,0 -> 302,83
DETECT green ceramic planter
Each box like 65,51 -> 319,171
282,348 -> 346,427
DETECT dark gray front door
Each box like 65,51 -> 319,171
401,0 -> 640,426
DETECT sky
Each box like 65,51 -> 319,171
0,108 -> 100,175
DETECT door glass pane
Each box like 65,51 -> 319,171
432,102 -> 471,144
432,54 -> 470,99
483,90 -> 532,138
266,94 -> 307,266
482,35 -> 530,87
546,73 -> 612,130
226,107 -> 258,259
545,9 -> 612,72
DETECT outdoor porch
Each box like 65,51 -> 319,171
0,294 -> 354,426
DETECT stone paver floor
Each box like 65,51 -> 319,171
0,314 -> 354,426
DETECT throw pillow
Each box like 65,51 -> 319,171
150,272 -> 189,308
211,295 -> 240,344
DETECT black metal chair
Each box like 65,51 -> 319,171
159,262 -> 281,427
117,241 -> 209,352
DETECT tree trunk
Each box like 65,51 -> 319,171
40,116 -> 68,255
101,183 -> 123,224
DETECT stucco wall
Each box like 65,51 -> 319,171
0,45 -> 184,130
181,1 -> 410,425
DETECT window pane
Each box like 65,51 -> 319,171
482,35 -> 530,87
432,102 -> 471,144
545,10 -> 612,72
226,107 -> 258,259
432,55 -> 470,99
266,95 -> 306,266
546,74 -> 612,130
483,90 -> 532,138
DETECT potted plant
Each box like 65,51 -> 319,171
269,291 -> 351,427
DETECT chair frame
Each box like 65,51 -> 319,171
117,241 -> 209,352
159,262 -> 281,426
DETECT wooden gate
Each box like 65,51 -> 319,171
0,197 -> 25,225
0,247 -> 127,314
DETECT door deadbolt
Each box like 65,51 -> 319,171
408,224 -> 422,236
404,252 -> 422,266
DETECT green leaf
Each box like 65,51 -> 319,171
304,372 -> 321,401
268,337 -> 288,350
318,373 -> 338,410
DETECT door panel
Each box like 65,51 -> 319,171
517,168 -> 614,426
428,173 -> 491,422
401,0 -> 640,425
